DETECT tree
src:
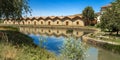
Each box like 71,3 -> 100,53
82,6 -> 95,25
0,0 -> 31,19
100,0 -> 120,35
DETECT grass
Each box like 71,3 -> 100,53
0,30 -> 57,60
89,32 -> 120,44
0,26 -> 19,31
0,42 -> 57,60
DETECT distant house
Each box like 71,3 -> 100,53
96,4 -> 112,23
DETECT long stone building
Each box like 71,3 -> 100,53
3,15 -> 85,26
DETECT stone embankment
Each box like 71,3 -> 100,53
82,30 -> 120,54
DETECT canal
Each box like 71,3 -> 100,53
19,27 -> 120,60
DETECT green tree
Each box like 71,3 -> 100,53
100,0 -> 120,35
59,37 -> 87,60
82,6 -> 95,25
0,0 -> 31,19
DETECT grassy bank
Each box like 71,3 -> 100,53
83,26 -> 120,54
0,30 -> 57,60
0,26 -> 19,31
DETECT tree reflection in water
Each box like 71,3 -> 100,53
59,36 -> 88,60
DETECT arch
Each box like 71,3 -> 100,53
4,20 -> 8,24
27,20 -> 32,25
63,20 -> 72,26
76,21 -> 79,25
39,20 -> 45,25
32,20 -> 38,25
46,20 -> 53,25
73,20 -> 84,26
54,20 -> 62,25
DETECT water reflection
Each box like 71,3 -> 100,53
19,27 -> 84,38
19,27 -> 120,60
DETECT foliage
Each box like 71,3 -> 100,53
100,0 -> 120,35
59,37 -> 87,60
0,0 -> 31,19
82,6 -> 95,25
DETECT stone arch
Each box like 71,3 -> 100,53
39,20 -> 45,25
33,20 -> 38,25
54,20 -> 62,25
4,20 -> 8,24
8,20 -> 12,24
63,20 -> 72,26
46,20 -> 53,25
27,20 -> 32,25
73,20 -> 84,26
20,21 -> 25,25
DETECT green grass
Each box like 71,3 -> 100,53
0,42 -> 57,60
0,26 -> 19,31
89,32 -> 120,44
0,30 -> 57,60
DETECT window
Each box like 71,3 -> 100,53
41,21 -> 43,24
34,21 -> 36,25
66,21 -> 69,25
48,21 -> 51,25
57,21 -> 59,24
28,21 -> 30,24
76,21 -> 79,25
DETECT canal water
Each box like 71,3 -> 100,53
20,27 -> 120,60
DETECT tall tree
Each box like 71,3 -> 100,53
0,0 -> 31,19
100,0 -> 120,35
82,6 -> 95,25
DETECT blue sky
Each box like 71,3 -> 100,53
29,0 -> 113,16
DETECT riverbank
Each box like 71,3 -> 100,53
0,30 -> 57,60
0,24 -> 97,32
82,26 -> 120,54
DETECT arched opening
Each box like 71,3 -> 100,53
66,21 -> 69,25
57,21 -> 59,24
48,21 -> 51,25
34,21 -> 36,25
76,21 -> 79,25
28,21 -> 30,24
23,21 -> 24,25
41,21 -> 43,24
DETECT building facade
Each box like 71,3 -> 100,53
3,16 -> 85,26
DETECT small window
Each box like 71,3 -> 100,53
48,21 -> 51,25
28,22 -> 30,24
41,21 -> 43,24
34,21 -> 36,25
57,21 -> 59,24
66,21 -> 69,25
76,21 -> 79,25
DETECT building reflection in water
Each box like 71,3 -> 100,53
19,27 -> 84,38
